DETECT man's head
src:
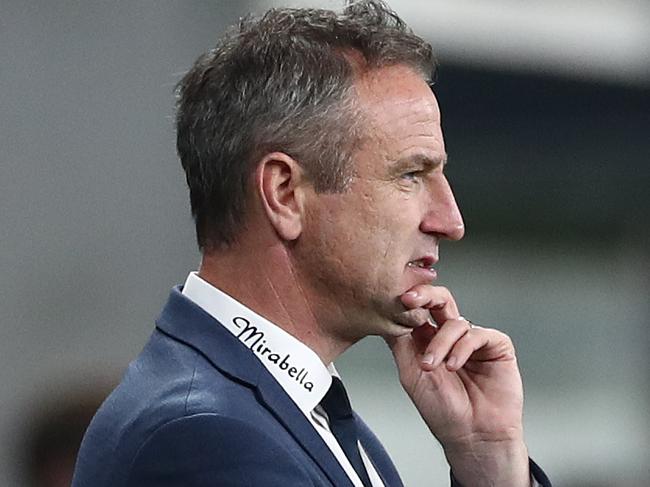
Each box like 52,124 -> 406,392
176,0 -> 435,250
177,1 -> 464,347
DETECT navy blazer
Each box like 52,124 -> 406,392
72,288 -> 402,486
72,288 -> 551,486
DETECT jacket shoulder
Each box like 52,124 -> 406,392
73,331 -> 263,486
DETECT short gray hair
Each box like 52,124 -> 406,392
176,0 -> 435,250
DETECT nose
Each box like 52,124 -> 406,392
419,174 -> 465,241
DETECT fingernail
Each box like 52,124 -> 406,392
404,291 -> 418,298
446,356 -> 458,369
422,353 -> 434,365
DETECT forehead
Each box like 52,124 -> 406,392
354,65 -> 442,150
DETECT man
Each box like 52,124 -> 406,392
73,1 -> 551,486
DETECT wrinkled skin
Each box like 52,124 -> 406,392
294,65 -> 464,342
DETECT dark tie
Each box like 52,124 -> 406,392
320,377 -> 372,487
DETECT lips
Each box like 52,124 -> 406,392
406,255 -> 438,280
407,255 -> 437,269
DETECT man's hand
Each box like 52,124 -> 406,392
385,284 -> 531,487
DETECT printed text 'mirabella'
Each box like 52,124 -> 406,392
233,316 -> 314,392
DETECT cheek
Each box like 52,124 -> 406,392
303,202 -> 376,281
340,193 -> 414,259
302,188 -> 417,289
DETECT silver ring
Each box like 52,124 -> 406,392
459,316 -> 477,329
426,317 -> 480,329
426,317 -> 438,329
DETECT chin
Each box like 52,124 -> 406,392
383,323 -> 416,338
371,312 -> 419,338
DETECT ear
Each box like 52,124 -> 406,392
255,152 -> 309,241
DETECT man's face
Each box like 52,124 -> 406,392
294,65 -> 464,342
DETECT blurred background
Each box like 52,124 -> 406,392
1,0 -> 648,485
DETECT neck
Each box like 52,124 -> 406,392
198,241 -> 353,365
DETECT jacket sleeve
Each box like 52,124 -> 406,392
127,413 -> 317,487
450,458 -> 552,487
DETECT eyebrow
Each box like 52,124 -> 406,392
392,153 -> 448,172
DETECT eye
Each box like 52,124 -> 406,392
401,170 -> 423,181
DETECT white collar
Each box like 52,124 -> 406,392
182,272 -> 333,415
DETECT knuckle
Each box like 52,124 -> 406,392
496,330 -> 512,341
493,330 -> 514,348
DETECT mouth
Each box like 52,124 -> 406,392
407,255 -> 437,269
406,255 -> 438,280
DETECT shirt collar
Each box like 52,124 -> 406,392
182,272 -> 333,415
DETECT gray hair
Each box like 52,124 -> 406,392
176,0 -> 435,250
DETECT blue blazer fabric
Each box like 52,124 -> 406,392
72,288 -> 402,487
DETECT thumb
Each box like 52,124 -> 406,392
384,332 -> 417,369
384,324 -> 437,368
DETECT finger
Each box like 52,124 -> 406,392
447,328 -> 516,371
421,318 -> 471,370
411,322 -> 438,354
444,329 -> 490,371
462,329 -> 516,363
385,323 -> 437,369
400,285 -> 460,326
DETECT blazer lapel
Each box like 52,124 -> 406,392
256,372 -> 355,487
356,414 -> 403,487
156,287 -> 354,487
